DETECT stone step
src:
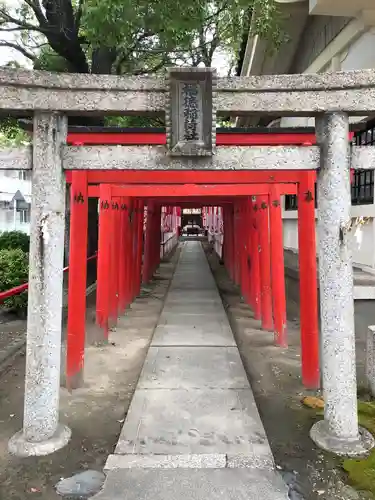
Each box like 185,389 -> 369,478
93,468 -> 289,500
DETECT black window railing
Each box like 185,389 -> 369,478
285,122 -> 375,210
284,184 -> 318,211
352,125 -> 375,205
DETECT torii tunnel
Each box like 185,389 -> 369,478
62,126 -> 354,394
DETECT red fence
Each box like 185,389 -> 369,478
0,253 -> 98,305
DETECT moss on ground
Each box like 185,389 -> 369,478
342,401 -> 375,497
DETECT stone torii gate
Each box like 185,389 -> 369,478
1,67 -> 375,458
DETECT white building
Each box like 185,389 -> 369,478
0,170 -> 31,234
239,0 -> 375,291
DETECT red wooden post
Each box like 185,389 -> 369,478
243,200 -> 251,305
250,200 -> 261,320
135,200 -> 144,297
130,200 -> 138,300
258,195 -> 273,331
239,202 -> 247,298
143,201 -> 154,283
118,197 -> 129,313
109,197 -> 121,322
96,184 -> 112,338
298,172 -> 320,389
237,204 -> 243,291
221,206 -> 226,263
153,204 -> 161,271
124,198 -> 134,306
233,203 -> 240,284
225,206 -> 230,278
269,185 -> 287,347
66,171 -> 88,390
152,204 -> 159,271
228,205 -> 235,281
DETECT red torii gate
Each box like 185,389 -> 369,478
63,128 -> 344,391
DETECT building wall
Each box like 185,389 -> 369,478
279,24 -> 375,271
0,170 -> 31,235
290,15 -> 350,73
282,206 -> 375,270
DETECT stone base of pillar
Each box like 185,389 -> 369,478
8,424 -> 71,458
310,420 -> 374,457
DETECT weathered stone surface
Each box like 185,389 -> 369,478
2,143 -> 374,174
351,146 -> 375,170
8,113 -> 70,457
152,324 -> 236,347
311,112 -> 375,456
1,67 -> 375,115
137,346 -> 249,390
0,147 -> 32,170
92,468 -> 289,500
55,470 -> 105,499
104,453 -> 226,471
166,67 -> 216,156
62,145 -> 319,171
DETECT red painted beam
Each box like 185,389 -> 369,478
68,132 -> 318,146
66,170 -> 308,185
87,183 -> 298,198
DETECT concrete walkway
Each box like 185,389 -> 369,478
95,241 -> 288,499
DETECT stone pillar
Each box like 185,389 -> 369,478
8,113 -> 71,457
310,112 -> 374,456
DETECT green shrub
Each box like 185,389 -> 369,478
0,231 -> 30,253
0,248 -> 29,313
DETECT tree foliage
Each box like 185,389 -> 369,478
0,248 -> 29,313
0,230 -> 30,253
0,0 -> 284,133
0,117 -> 30,146
0,0 -> 284,76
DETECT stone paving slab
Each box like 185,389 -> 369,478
104,452 -> 274,471
115,388 -> 271,457
169,283 -> 216,290
137,347 -> 249,390
159,312 -> 228,325
164,297 -> 223,305
98,241 -> 286,499
162,303 -> 225,315
166,292 -> 221,301
152,324 -> 236,347
93,468 -> 289,500
104,453 -> 226,471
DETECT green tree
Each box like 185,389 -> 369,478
0,248 -> 29,314
0,117 -> 29,146
0,0 -> 284,132
0,0 -> 284,76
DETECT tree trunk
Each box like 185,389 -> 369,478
91,47 -> 118,75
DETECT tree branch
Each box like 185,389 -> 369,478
22,0 -> 47,25
0,41 -> 36,61
133,58 -> 169,75
0,8 -> 49,34
0,25 -> 46,33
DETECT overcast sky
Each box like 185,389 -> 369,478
0,32 -> 29,66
